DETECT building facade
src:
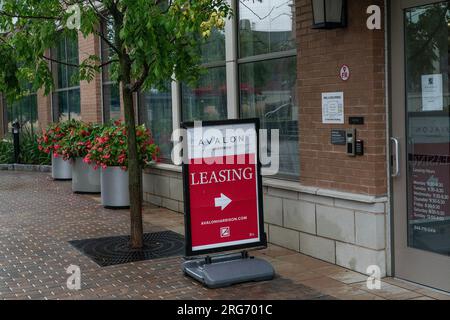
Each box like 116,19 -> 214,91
0,0 -> 449,293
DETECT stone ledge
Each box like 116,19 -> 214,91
0,164 -> 51,173
263,178 -> 388,204
143,163 -> 182,175
143,166 -> 388,206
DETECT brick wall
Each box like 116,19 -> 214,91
296,0 -> 387,196
78,31 -> 102,124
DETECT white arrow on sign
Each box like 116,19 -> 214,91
215,193 -> 232,211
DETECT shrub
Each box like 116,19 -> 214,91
0,126 -> 50,165
19,126 -> 51,165
37,120 -> 80,159
86,121 -> 159,170
0,139 -> 13,164
59,121 -> 103,160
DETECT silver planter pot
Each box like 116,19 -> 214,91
72,158 -> 101,194
101,167 -> 130,208
52,154 -> 72,180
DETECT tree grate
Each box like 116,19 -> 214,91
69,231 -> 185,267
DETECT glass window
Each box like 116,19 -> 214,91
240,57 -> 299,178
182,67 -> 227,121
103,83 -> 121,121
200,28 -> 226,64
239,0 -> 296,58
238,0 -> 298,179
181,21 -> 227,122
139,86 -> 173,161
51,34 -> 81,122
101,17 -> 121,122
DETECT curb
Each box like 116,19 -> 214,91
0,164 -> 51,173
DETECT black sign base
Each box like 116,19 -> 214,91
183,252 -> 275,289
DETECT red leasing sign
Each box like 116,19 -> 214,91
182,119 -> 266,256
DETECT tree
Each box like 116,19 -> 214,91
0,0 -> 231,248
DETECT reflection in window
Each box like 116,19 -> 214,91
103,83 -> 121,122
101,18 -> 121,121
182,67 -> 227,121
238,0 -> 298,179
4,93 -> 38,134
139,86 -> 173,161
240,57 -> 299,178
239,0 -> 296,58
51,35 -> 81,122
200,28 -> 226,64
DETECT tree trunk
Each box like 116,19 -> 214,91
120,58 -> 144,249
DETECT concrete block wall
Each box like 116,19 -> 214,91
143,166 -> 389,277
143,165 -> 184,213
263,182 -> 388,277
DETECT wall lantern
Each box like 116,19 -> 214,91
311,0 -> 347,29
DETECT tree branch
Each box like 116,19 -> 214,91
130,59 -> 155,92
94,28 -> 121,56
42,55 -> 117,70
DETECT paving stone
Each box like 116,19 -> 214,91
0,171 -> 445,300
0,171 -> 328,300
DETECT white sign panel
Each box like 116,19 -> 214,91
421,74 -> 443,111
322,92 -> 344,124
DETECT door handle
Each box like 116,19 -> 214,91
390,137 -> 400,178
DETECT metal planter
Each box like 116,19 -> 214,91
101,167 -> 130,208
52,154 -> 72,180
72,157 -> 101,194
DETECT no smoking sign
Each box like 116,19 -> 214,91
340,64 -> 350,81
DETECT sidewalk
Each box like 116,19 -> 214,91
0,171 -> 449,300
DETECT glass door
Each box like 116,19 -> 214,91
391,0 -> 450,292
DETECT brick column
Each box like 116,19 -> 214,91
296,0 -> 387,196
37,89 -> 53,129
78,31 -> 102,124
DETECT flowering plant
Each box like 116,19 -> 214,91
58,121 -> 103,160
37,120 -> 80,159
85,121 -> 159,170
